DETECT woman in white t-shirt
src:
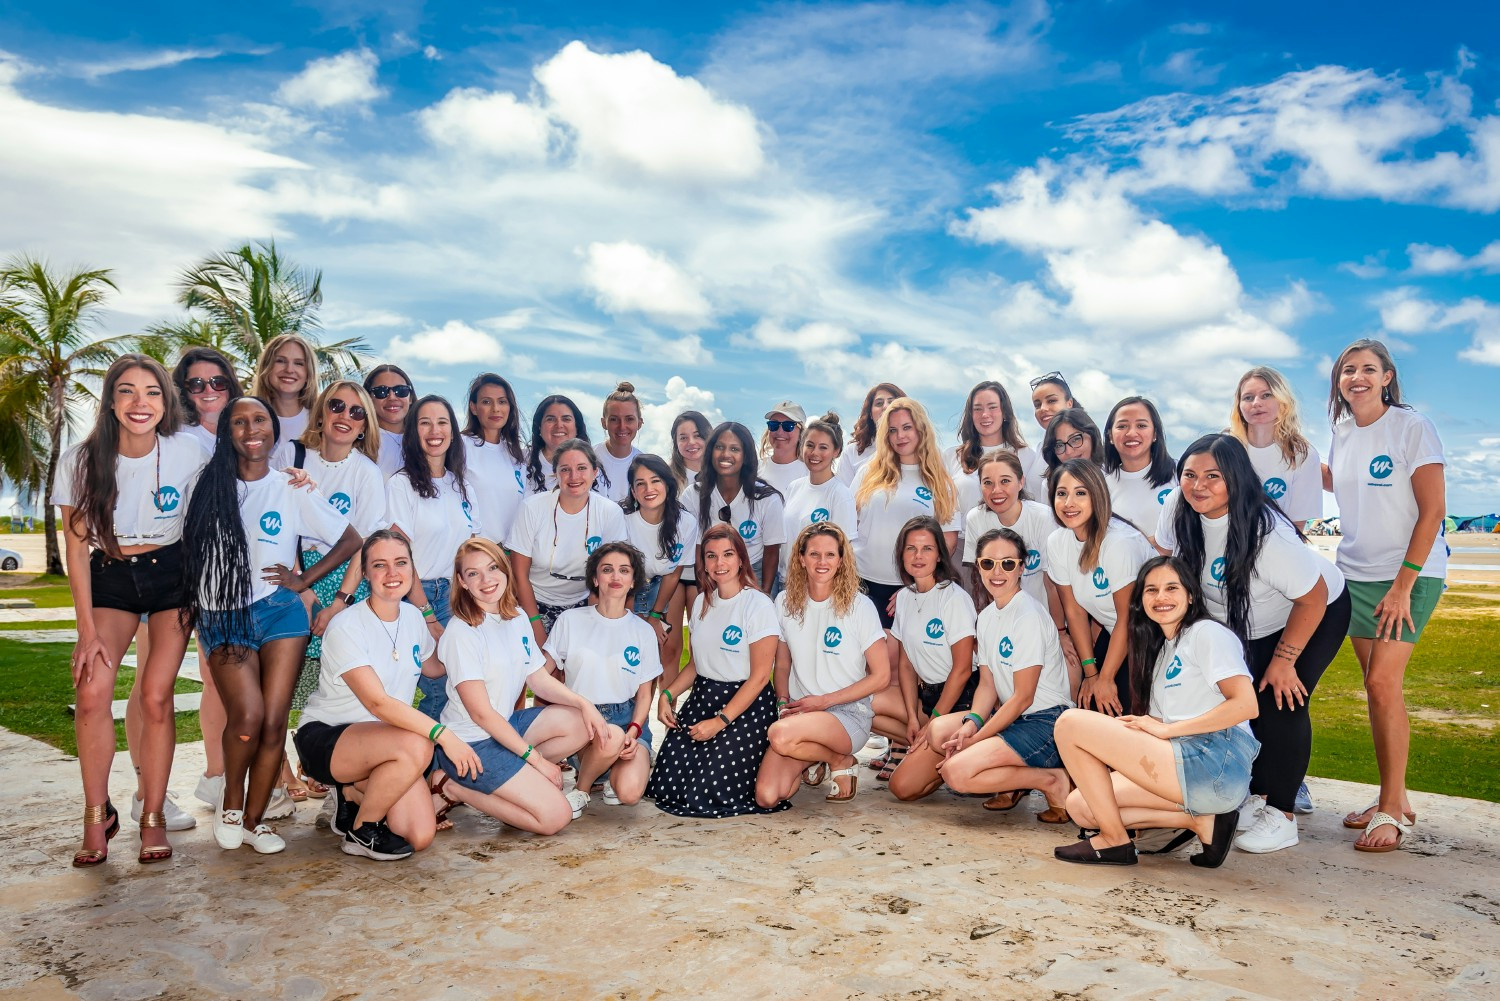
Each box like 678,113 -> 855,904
780,412 -> 859,582
184,397 -> 361,857
947,380 -> 1045,518
523,394 -> 591,495
1052,557 -> 1260,868
294,530 -> 482,861
1324,338 -> 1447,852
622,454 -> 697,682
836,382 -> 904,485
545,542 -> 664,817
891,529 -> 1074,821
648,523 -> 787,817
695,422 -> 785,593
665,410 -> 714,677
962,451 -> 1062,614
1159,434 -> 1350,855
1227,366 -> 1322,525
756,524 -> 890,806
1029,371 -> 1081,433
1102,396 -> 1175,545
461,372 -> 527,544
1045,458 -> 1155,715
363,364 -> 415,479
759,400 -> 809,497
59,354 -> 211,866
424,539 -> 607,835
172,345 -> 241,451
250,333 -> 317,446
1040,407 -> 1103,478
596,382 -> 644,503
387,395 -> 483,723
875,517 -> 978,784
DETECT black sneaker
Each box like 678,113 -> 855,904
341,821 -> 414,861
330,784 -> 357,838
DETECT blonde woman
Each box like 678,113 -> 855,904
759,400 -> 808,497
1228,367 -> 1322,525
251,333 -> 318,444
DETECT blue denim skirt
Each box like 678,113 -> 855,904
1171,725 -> 1261,817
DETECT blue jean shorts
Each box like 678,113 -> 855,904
1171,725 -> 1261,817
633,576 -> 663,617
997,703 -> 1067,769
199,586 -> 309,655
434,705 -> 548,795
412,577 -> 452,721
598,698 -> 653,756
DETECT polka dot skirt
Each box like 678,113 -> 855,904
647,678 -> 790,818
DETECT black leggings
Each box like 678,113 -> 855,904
1244,588 -> 1352,813
1093,627 -> 1131,713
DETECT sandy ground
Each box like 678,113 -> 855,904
2,726 -> 1497,1001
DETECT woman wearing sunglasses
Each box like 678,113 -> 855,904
508,438 -> 628,647
363,365 -> 416,478
461,372 -> 528,544
172,347 -> 242,451
759,401 -> 808,498
695,422 -> 785,594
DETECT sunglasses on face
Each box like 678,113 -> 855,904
766,420 -> 798,433
326,398 -> 367,422
368,384 -> 413,400
185,376 -> 230,395
1051,432 -> 1086,455
1029,371 -> 1064,390
976,557 -> 1022,573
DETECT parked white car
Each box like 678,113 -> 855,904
0,546 -> 21,571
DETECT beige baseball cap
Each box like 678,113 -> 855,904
765,400 -> 806,424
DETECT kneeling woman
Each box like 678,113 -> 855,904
1052,557 -> 1259,867
544,542 -> 663,817
428,539 -> 608,835
756,524 -> 890,806
648,524 -> 787,817
889,529 -> 1072,819
294,531 -> 483,860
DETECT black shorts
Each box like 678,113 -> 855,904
917,670 -> 981,717
89,541 -> 185,616
293,719 -> 355,787
860,579 -> 903,630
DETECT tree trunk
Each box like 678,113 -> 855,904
43,376 -> 64,577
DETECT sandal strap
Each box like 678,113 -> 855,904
1364,811 -> 1409,835
82,802 -> 112,826
139,811 -> 167,829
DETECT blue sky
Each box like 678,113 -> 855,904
3,0 -> 1499,513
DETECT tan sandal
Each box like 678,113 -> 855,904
1036,804 -> 1070,824
826,766 -> 858,802
297,767 -> 329,799
137,811 -> 173,864
72,801 -> 120,868
982,790 -> 1025,812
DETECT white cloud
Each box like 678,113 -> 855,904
388,320 -> 506,364
321,303 -> 412,330
1407,240 -> 1500,275
637,375 -> 725,457
74,47 -> 228,80
582,241 -> 712,329
276,48 -> 384,109
1376,288 -> 1500,365
1339,255 -> 1389,279
418,87 -> 552,159
741,319 -> 858,352
423,46 -> 442,62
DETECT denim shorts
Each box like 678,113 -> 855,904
598,698 -> 653,757
1171,725 -> 1261,817
633,576 -> 663,617
198,586 -> 309,655
434,705 -> 548,795
997,703 -> 1066,769
411,577 -> 451,721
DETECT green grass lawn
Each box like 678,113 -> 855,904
0,578 -> 79,608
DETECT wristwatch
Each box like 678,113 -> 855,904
715,711 -> 731,726
334,590 -> 355,605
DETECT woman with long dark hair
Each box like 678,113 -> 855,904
524,395 -> 590,495
363,363 -> 415,478
947,380 -> 1046,513
1029,372 -> 1081,432
622,454 -> 697,681
183,396 -> 361,855
666,409 -> 714,676
172,346 -> 241,451
1158,433 -> 1349,854
1041,407 -> 1103,476
461,372 -> 527,544
250,333 -> 318,444
1051,557 -> 1259,868
1102,396 -> 1175,542
696,422 -> 785,594
58,355 -> 209,865
836,382 -> 904,485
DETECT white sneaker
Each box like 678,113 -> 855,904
263,785 -> 295,820
601,780 -> 620,806
565,788 -> 590,819
1234,805 -> 1299,854
194,773 -> 224,808
243,823 -> 286,855
864,734 -> 889,753
132,791 -> 197,831
1236,794 -> 1267,832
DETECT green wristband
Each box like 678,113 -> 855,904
930,707 -> 942,719
1080,658 -> 1097,668
648,610 -> 666,620
528,614 -> 542,623
663,689 -> 676,705
1401,560 -> 1422,573
521,744 -> 533,762
428,723 -> 445,742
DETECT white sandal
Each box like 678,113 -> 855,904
826,766 -> 858,803
1354,811 -> 1410,853
803,762 -> 829,787
1343,798 -> 1417,830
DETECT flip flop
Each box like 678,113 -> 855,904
1343,799 -> 1416,829
1354,812 -> 1410,853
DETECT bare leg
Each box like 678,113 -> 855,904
574,724 -> 626,793
941,736 -> 1070,810
330,723 -> 433,830
195,631 -> 227,777
1053,708 -> 1189,850
888,714 -> 966,802
133,610 -> 190,849
662,584 -> 691,689
871,687 -> 908,742
209,646 -> 265,814
1351,636 -> 1417,847
524,706 -> 591,762
756,713 -> 855,807
126,620 -> 150,798
384,775 -> 438,851
73,609 -> 137,854
429,765 -> 573,835
609,747 -> 652,805
242,636 -> 306,826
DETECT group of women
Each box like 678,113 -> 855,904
59,334 -> 1446,869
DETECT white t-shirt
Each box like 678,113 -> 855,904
852,463 -> 963,585
891,581 -> 978,686
626,505 -> 699,580
975,590 -> 1073,714
962,499 -> 1055,607
54,433 -> 209,548
376,429 -> 404,479
1107,465 -> 1175,539
297,448 -> 386,550
385,470 -> 480,580
945,444 -> 1046,512
438,612 -> 542,743
507,492 -> 628,606
761,457 -> 807,498
781,476 -> 859,575
1245,440 -> 1323,524
835,444 -> 875,486
208,471 -> 349,608
276,407 -> 310,445
545,606 -> 663,705
183,422 -> 217,451
1045,521 -> 1155,631
304,602 -> 434,726
595,445 -> 641,504
1150,619 -> 1253,734
777,592 -> 885,700
689,587 -> 781,683
1329,407 -> 1448,581
462,436 -> 527,545
523,447 -> 557,495
703,484 -> 786,572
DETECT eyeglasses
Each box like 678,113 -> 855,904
1051,432 -> 1086,455
185,376 -> 230,395
326,398 -> 367,422
718,505 -> 732,524
1029,371 -> 1064,390
368,384 -> 413,400
766,420 -> 798,432
976,557 -> 1022,572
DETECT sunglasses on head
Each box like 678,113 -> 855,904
766,420 -> 798,433
976,557 -> 1022,573
185,376 -> 230,395
1029,371 -> 1065,390
369,384 -> 413,400
1051,432 -> 1086,455
326,398 -> 367,422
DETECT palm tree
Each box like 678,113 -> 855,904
0,257 -> 133,575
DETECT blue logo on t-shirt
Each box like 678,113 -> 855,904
1263,478 -> 1287,500
1164,654 -> 1183,680
521,635 -> 532,658
810,507 -> 830,523
461,499 -> 474,524
623,646 -> 641,670
915,486 -> 933,504
722,625 -> 743,646
998,635 -> 1014,659
329,491 -> 352,515
411,643 -> 422,669
925,618 -> 945,640
670,542 -> 684,561
259,511 -> 282,536
1210,557 -> 1226,583
1025,549 -> 1041,571
1369,455 -> 1394,479
586,535 -> 602,554
513,469 -> 524,493
823,626 -> 843,648
1157,488 -> 1171,505
154,486 -> 181,513
1091,567 -> 1109,591
738,519 -> 758,541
